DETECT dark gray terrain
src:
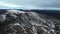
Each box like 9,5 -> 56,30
0,10 -> 60,34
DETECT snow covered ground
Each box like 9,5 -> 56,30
0,10 -> 60,34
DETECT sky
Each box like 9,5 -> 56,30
0,0 -> 60,10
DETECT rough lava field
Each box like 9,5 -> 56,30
0,10 -> 60,34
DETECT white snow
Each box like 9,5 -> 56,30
7,10 -> 25,14
0,14 -> 6,22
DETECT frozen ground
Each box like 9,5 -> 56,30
0,10 -> 60,34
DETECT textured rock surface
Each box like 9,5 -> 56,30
0,10 -> 60,34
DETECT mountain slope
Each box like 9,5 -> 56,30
0,10 -> 60,34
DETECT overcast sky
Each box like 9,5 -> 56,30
0,0 -> 60,9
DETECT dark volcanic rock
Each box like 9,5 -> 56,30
0,10 -> 60,34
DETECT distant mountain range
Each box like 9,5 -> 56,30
32,10 -> 60,16
0,9 -> 60,16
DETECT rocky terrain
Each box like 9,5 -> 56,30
0,10 -> 60,34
